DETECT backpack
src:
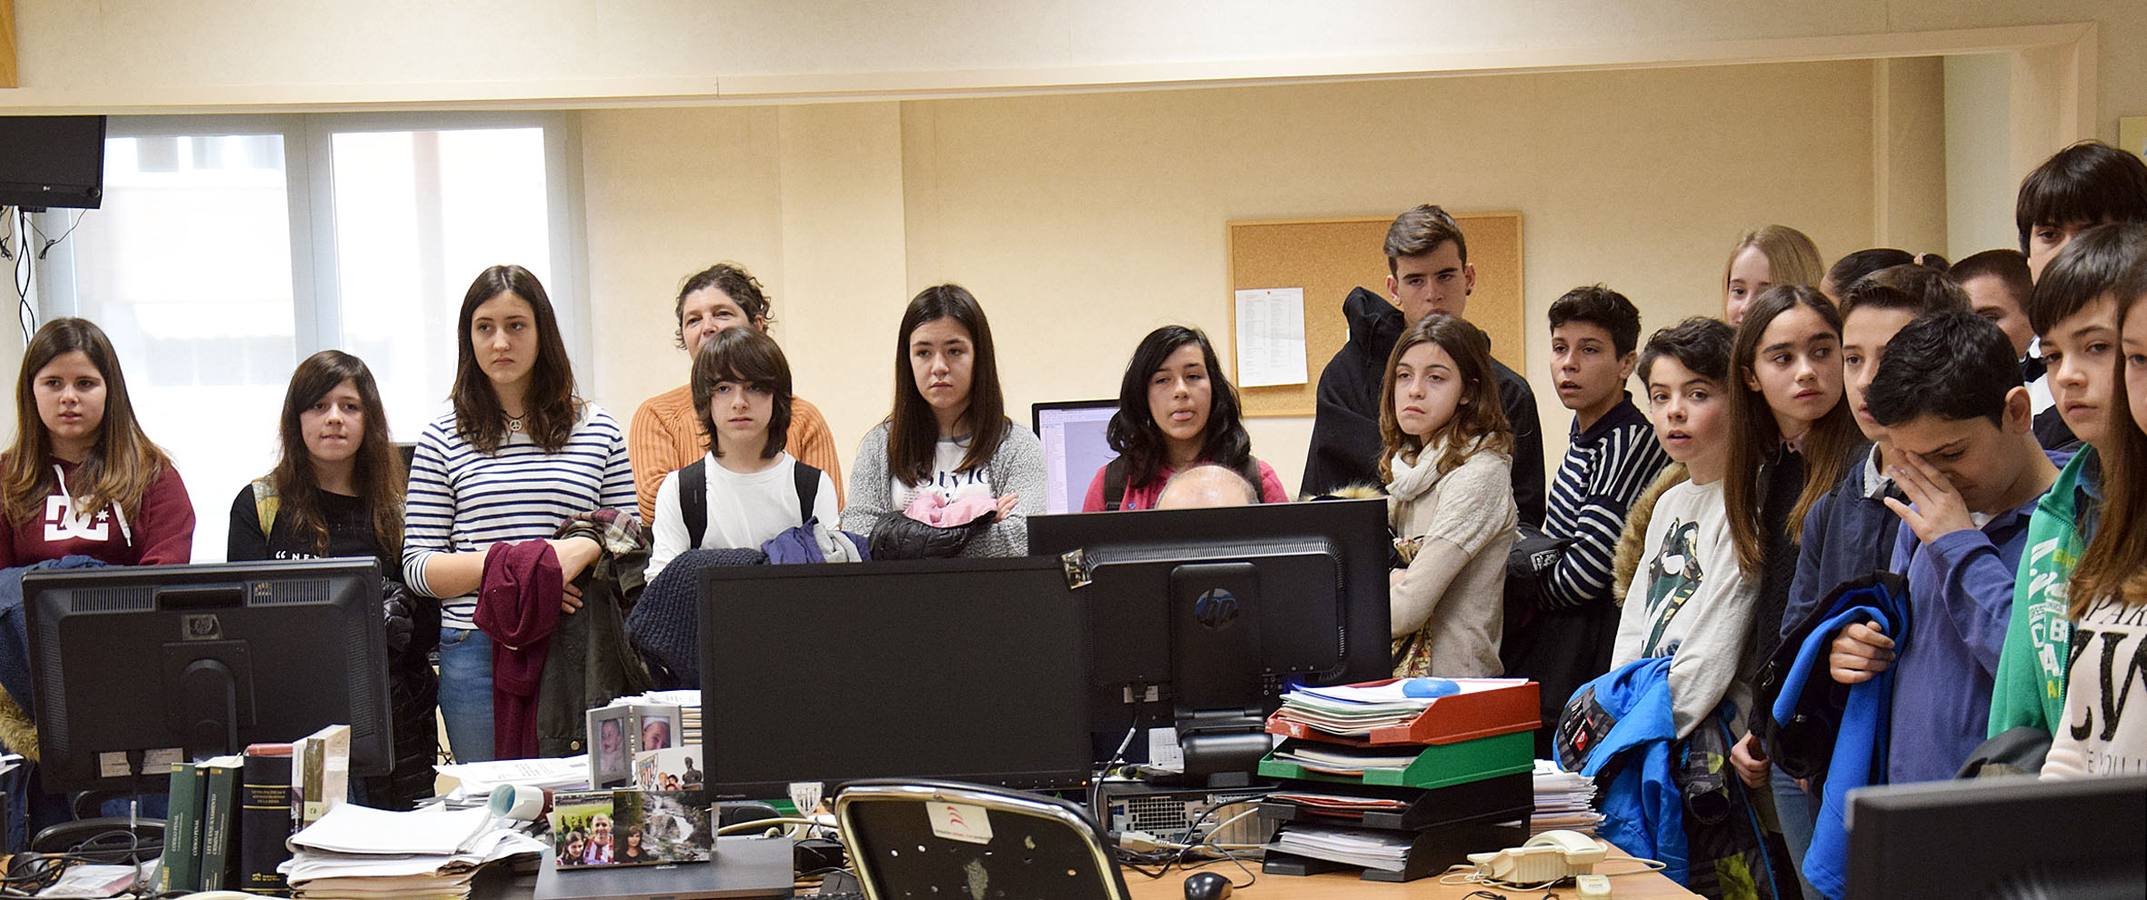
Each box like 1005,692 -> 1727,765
677,460 -> 822,549
1100,456 -> 1268,511
250,478 -> 282,536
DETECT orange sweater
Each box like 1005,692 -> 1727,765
626,385 -> 845,524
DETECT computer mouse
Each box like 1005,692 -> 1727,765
1182,871 -> 1233,900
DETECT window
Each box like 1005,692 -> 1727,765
34,114 -> 587,562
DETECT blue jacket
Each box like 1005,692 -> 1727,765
1565,656 -> 1689,884
1769,576 -> 1912,900
1781,443 -> 1900,641
0,556 -> 109,718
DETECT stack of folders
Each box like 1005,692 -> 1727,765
1530,759 -> 1603,836
280,803 -> 547,899
1255,678 -> 1541,884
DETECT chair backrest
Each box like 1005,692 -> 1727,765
834,780 -> 1131,900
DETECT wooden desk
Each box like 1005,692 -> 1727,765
1120,851 -> 1698,899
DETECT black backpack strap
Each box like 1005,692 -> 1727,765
1103,457 -> 1128,511
793,462 -> 822,525
680,460 -> 708,550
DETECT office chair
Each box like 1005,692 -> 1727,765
834,780 -> 1132,900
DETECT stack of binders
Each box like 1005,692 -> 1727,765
1255,677 -> 1540,883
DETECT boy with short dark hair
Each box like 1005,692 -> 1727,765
1829,311 -> 2062,784
2015,140 -> 2147,281
1303,204 -> 1544,525
1987,223 -> 2147,746
1505,285 -> 1672,751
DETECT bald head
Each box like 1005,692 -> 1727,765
1153,464 -> 1260,510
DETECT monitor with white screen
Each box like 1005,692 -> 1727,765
1031,400 -> 1121,514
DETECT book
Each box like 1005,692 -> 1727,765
160,760 -> 208,893
198,754 -> 246,890
238,743 -> 296,896
292,724 -> 351,829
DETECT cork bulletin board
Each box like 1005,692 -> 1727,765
1226,213 -> 1525,418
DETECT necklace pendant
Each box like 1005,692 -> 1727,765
508,418 -> 525,433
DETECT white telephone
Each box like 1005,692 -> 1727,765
1465,829 -> 1609,884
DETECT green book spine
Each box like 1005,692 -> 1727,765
199,757 -> 243,891
161,762 -> 207,892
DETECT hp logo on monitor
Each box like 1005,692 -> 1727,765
1193,588 -> 1240,629
181,614 -> 222,640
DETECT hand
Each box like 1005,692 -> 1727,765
1882,450 -> 1977,545
994,493 -> 1020,521
548,537 -> 601,614
1828,621 -> 1895,684
1730,732 -> 1770,788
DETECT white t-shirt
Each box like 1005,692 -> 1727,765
647,452 -> 839,583
1611,478 -> 1757,739
889,437 -> 998,509
2043,594 -> 2147,780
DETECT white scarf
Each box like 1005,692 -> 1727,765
1387,434 -> 1475,503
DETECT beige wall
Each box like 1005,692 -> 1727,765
581,60 -> 1890,490
2,0 -> 2139,148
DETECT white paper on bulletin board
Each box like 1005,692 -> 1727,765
1233,287 -> 1308,387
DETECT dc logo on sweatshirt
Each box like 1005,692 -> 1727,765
42,495 -> 109,542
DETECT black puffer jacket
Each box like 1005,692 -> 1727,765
364,581 -> 439,810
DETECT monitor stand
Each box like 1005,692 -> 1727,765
1166,708 -> 1270,789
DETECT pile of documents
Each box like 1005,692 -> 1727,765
435,755 -> 591,808
1530,759 -> 1602,836
1265,790 -> 1411,818
1271,681 -> 1444,738
1270,743 -> 1422,777
1268,824 -> 1417,871
281,803 -> 546,898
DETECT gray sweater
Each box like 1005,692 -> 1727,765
841,420 -> 1046,558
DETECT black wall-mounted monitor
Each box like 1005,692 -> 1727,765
0,116 -> 108,210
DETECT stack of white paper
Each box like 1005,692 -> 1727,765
281,803 -> 546,899
1268,825 -> 1416,871
1272,743 -> 1422,776
436,755 -> 591,807
1530,758 -> 1603,835
1273,678 -> 1525,738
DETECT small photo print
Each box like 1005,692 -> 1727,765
632,747 -> 705,792
634,705 -> 680,752
586,708 -> 634,788
633,790 -> 714,864
547,791 -> 618,868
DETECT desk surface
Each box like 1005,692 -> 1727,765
1119,852 -> 1697,899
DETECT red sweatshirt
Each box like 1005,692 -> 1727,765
0,456 -> 196,568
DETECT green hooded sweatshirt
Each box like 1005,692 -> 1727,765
1987,446 -> 2100,738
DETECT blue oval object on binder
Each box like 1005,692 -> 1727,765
1400,677 -> 1460,699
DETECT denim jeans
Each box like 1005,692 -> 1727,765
437,627 -> 495,763
1771,765 -> 1821,900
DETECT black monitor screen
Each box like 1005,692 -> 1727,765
699,558 -> 1093,800
24,559 -> 392,794
0,116 -> 107,209
1028,497 -> 1392,732
1847,774 -> 2147,899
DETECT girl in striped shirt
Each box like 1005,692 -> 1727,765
401,265 -> 636,762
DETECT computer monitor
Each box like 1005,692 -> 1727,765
698,558 -> 1093,800
1027,497 -> 1392,779
0,116 -> 107,210
1846,773 -> 2147,899
24,558 -> 393,794
1031,399 -> 1121,514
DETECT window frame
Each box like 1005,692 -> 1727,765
33,109 -> 593,387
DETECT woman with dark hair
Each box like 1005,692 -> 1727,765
1378,314 -> 1518,677
1081,325 -> 1289,511
229,350 -> 438,809
841,284 -> 1043,558
401,265 -> 636,762
229,350 -> 404,567
1,317 -> 195,567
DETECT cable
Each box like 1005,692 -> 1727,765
33,209 -> 85,259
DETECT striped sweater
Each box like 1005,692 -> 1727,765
1542,396 -> 1672,609
401,405 -> 638,628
